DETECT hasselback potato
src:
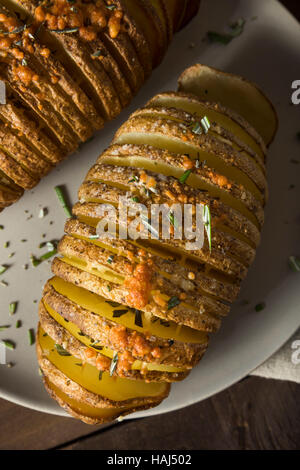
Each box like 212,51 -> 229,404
37,64 -> 277,424
0,0 -> 200,211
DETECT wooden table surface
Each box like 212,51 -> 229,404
0,0 -> 299,451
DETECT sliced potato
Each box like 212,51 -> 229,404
37,324 -> 170,409
178,64 -> 278,146
39,299 -> 192,382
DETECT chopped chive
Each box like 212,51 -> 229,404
0,325 -> 10,331
203,205 -> 212,252
55,344 -> 71,356
0,281 -> 8,287
167,296 -> 181,310
134,309 -> 143,328
2,340 -> 15,350
207,31 -> 233,44
106,4 -> 117,10
105,300 -> 120,308
110,352 -> 118,376
92,50 -> 102,57
131,196 -> 140,203
0,225 -> 4,230
191,121 -> 202,135
201,116 -> 211,134
38,207 -> 47,218
0,265 -> 8,275
28,328 -> 35,346
54,186 -> 72,217
89,235 -> 99,239
107,255 -> 114,264
15,320 -> 21,329
255,302 -> 266,312
113,309 -> 128,318
179,169 -> 192,184
288,256 -> 300,272
49,27 -> 79,33
98,370 -> 103,380
9,302 -> 17,315
4,241 -> 9,248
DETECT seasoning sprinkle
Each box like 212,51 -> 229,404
15,320 -> 22,329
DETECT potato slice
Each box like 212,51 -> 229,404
37,324 -> 170,409
82,161 -> 260,249
0,123 -> 52,179
178,64 -> 278,146
0,97 -> 65,165
101,143 -> 264,228
43,378 -> 138,425
131,106 -> 268,201
147,91 -> 267,164
43,277 -> 208,367
65,218 -> 241,303
39,301 -> 191,382
120,0 -> 153,78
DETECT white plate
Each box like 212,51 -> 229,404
0,0 -> 299,419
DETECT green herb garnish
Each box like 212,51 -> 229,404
107,255 -> 114,264
98,370 -> 103,380
28,329 -> 35,346
179,169 -> 192,184
207,18 -> 245,44
134,309 -> 143,328
55,344 -> 71,356
0,325 -> 10,331
288,256 -> 300,272
54,186 -> 72,217
255,302 -> 266,312
113,309 -> 128,318
203,205 -> 212,252
0,265 -> 8,275
167,296 -> 181,310
15,320 -> 21,329
201,116 -> 211,134
2,340 -> 15,350
9,302 -> 17,315
110,352 -> 118,376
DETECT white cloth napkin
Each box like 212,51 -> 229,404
251,328 -> 300,383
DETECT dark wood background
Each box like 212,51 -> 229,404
0,0 -> 299,451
